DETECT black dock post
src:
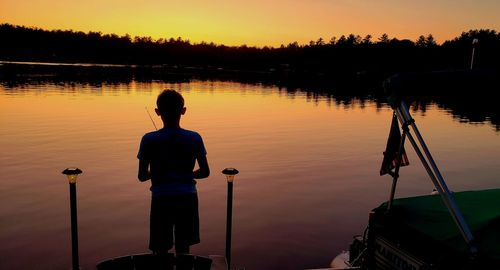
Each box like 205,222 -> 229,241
222,168 -> 239,269
62,168 -> 83,270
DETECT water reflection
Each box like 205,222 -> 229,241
1,77 -> 500,270
1,74 -> 498,131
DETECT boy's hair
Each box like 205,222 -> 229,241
156,89 -> 184,118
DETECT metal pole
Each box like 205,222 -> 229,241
225,181 -> 233,268
398,102 -> 476,249
400,102 -> 452,194
470,38 -> 478,70
69,183 -> 80,270
397,109 -> 445,195
470,47 -> 476,70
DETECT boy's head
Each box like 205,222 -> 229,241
155,89 -> 186,120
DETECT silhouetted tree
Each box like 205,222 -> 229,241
1,23 -> 499,77
416,35 -> 427,47
316,38 -> 325,46
336,35 -> 347,45
346,34 -> 362,45
378,33 -> 390,43
362,35 -> 373,45
426,34 -> 437,47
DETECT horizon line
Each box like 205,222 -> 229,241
3,22 -> 497,48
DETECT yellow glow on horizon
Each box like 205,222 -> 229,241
1,0 -> 500,47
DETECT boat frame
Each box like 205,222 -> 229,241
387,101 -> 476,251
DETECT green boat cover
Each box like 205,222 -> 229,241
372,188 -> 500,264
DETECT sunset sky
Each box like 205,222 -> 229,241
1,0 -> 499,47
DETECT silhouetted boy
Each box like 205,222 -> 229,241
138,89 -> 210,254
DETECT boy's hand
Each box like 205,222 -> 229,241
194,155 -> 210,179
138,159 -> 151,182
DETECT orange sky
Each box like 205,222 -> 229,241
1,0 -> 499,47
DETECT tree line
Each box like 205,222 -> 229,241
1,23 -> 499,76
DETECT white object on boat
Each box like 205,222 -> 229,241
330,250 -> 350,269
305,250 -> 354,270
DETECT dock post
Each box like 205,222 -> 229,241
62,168 -> 83,270
222,168 -> 239,269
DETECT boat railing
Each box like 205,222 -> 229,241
387,99 -> 477,254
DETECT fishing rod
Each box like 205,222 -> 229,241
145,107 -> 158,130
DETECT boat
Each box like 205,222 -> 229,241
331,71 -> 500,270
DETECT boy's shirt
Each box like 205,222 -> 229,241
138,127 -> 207,197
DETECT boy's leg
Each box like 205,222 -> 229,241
149,196 -> 174,253
175,243 -> 190,254
174,193 -> 200,253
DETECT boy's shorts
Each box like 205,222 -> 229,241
149,193 -> 200,251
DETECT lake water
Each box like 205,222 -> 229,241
1,79 -> 499,270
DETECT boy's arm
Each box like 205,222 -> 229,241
138,159 -> 151,182
193,155 -> 210,179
